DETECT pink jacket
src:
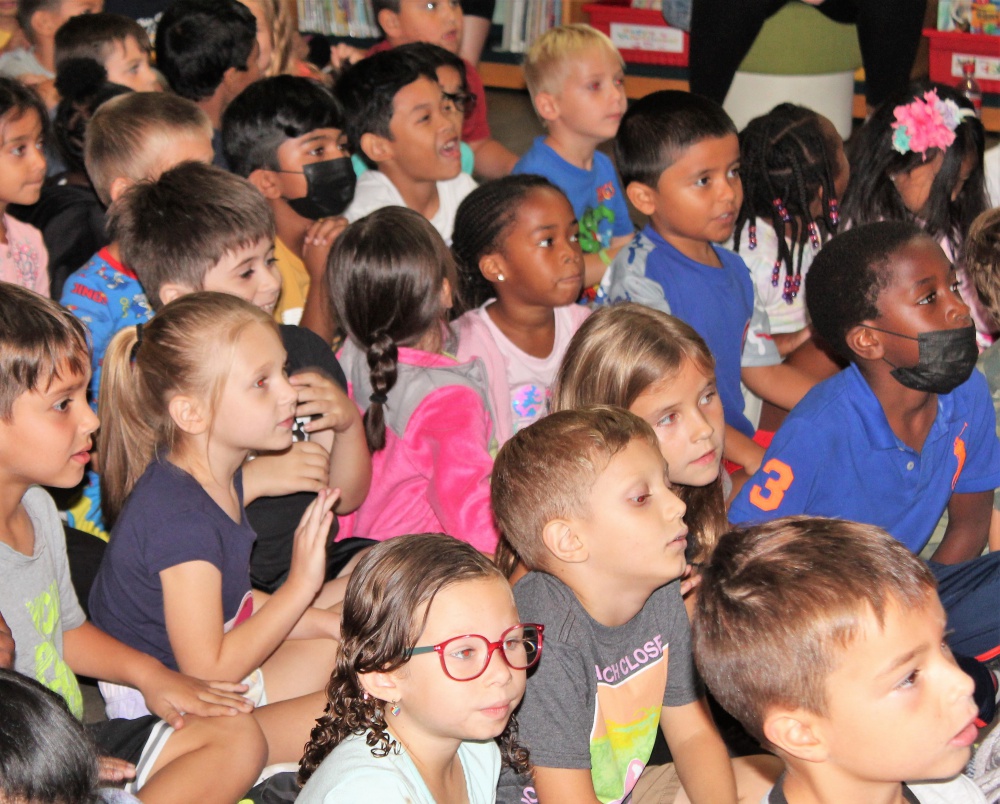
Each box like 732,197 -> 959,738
337,340 -> 500,553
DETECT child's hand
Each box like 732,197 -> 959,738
98,756 -> 136,783
679,563 -> 703,598
290,371 -> 361,435
0,609 -> 13,669
138,666 -> 255,729
302,216 -> 348,282
243,441 -> 331,501
288,487 -> 340,597
330,43 -> 364,70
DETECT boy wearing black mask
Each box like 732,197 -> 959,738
730,221 -> 1000,677
222,75 -> 356,343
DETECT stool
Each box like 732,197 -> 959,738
722,2 -> 863,138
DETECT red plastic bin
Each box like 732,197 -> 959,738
583,1 -> 688,66
925,28 -> 1000,94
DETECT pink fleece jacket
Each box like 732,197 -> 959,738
336,341 -> 500,553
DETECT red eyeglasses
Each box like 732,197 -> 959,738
405,623 -> 544,681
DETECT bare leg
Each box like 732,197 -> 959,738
261,637 -> 338,702
673,754 -> 783,803
253,691 -> 329,764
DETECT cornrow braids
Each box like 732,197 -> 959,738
734,104 -> 841,305
452,174 -> 559,311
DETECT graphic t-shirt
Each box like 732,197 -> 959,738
497,572 -> 698,804
0,213 -> 48,296
0,487 -> 86,718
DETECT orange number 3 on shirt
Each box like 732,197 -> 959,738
749,459 -> 794,512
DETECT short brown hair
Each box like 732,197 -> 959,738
692,517 -> 937,750
491,405 -> 659,571
0,283 -> 90,421
108,161 -> 275,311
84,92 -> 212,205
523,24 -> 622,99
54,13 -> 151,69
963,207 -> 1000,320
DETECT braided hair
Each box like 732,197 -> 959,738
733,104 -> 843,304
452,174 -> 561,310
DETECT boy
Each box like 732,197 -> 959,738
222,75 -> 353,340
154,0 -> 260,169
0,282 -> 266,802
492,406 -> 777,804
54,11 -> 160,92
336,47 -> 477,246
109,160 -> 371,594
693,517 -> 986,803
334,0 -> 516,178
729,221 -> 1000,664
0,0 -> 102,107
608,89 -> 815,474
514,24 -> 634,290
60,90 -> 214,538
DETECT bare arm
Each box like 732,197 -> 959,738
532,766 -> 602,804
660,699 -> 737,804
933,490 -> 992,564
741,363 -> 815,413
723,425 -> 765,475
299,217 -> 347,344
468,137 -> 518,179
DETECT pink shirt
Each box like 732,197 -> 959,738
0,214 -> 48,296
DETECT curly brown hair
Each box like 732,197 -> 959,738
298,533 -> 531,785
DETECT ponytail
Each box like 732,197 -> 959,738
363,332 -> 398,452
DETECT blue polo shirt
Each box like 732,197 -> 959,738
729,364 -> 1000,553
607,225 -> 780,438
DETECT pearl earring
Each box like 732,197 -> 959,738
497,274 -> 504,282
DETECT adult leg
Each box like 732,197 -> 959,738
687,0 -> 785,103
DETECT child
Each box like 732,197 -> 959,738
733,103 -> 848,358
693,517 -> 986,804
0,282 -> 267,803
53,11 -> 160,92
297,533 -> 535,801
108,160 -> 371,593
609,89 -> 814,475
492,406 -> 777,803
88,293 -> 341,766
0,0 -> 102,107
964,207 -> 1000,551
514,24 -> 634,291
330,207 -> 499,553
0,77 -> 49,297
336,47 -> 477,246
60,90 -> 214,539
452,175 -> 590,444
222,75 -> 353,340
553,303 -> 728,575
843,83 -> 991,347
729,221 -> 1000,667
0,0 -> 27,54
154,0 -> 261,169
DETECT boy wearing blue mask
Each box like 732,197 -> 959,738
222,75 -> 355,343
730,221 -> 1000,673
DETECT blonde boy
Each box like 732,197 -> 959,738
59,91 -> 214,539
514,24 -> 634,290
694,517 -> 985,804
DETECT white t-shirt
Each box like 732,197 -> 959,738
297,731 -> 501,804
343,170 -> 478,245
759,775 -> 986,804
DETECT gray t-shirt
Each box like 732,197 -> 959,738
497,572 -> 698,804
0,48 -> 53,79
0,486 -> 86,717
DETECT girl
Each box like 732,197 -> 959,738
553,303 -> 729,574
0,76 -> 48,296
843,81 -> 992,345
88,292 -> 341,765
452,175 -> 589,444
297,533 -> 536,802
331,207 -> 500,553
732,103 -> 848,357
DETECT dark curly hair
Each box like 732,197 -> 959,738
452,174 -> 562,310
805,220 -> 925,361
298,533 -> 531,786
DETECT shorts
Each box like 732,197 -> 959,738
100,668 -> 267,721
88,716 -> 175,792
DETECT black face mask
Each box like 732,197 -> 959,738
282,158 -> 356,219
869,324 -> 978,394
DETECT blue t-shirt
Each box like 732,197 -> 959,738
513,137 -> 633,253
89,458 -> 256,671
729,364 -> 1000,554
607,225 -> 779,438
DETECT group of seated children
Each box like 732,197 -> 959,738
2,0 -> 1000,801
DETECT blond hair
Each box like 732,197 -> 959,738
84,93 -> 212,205
99,293 -> 277,526
963,207 -> 1000,319
523,23 -> 623,99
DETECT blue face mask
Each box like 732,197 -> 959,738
282,157 -> 356,219
869,325 -> 978,394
